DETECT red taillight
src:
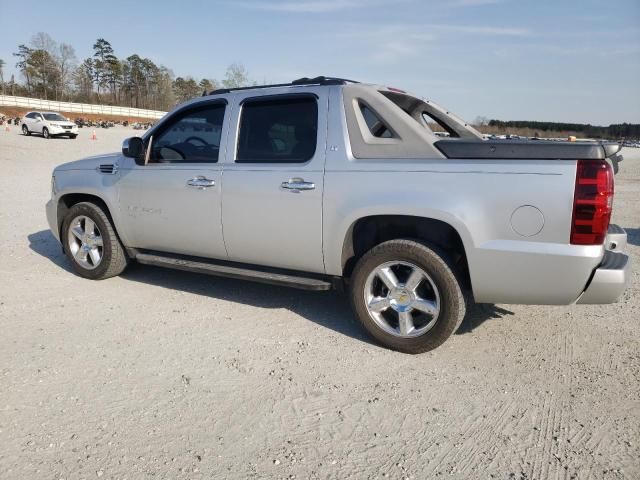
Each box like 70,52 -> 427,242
570,159 -> 614,245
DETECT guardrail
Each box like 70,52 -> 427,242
0,95 -> 167,119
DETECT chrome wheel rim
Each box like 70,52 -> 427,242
43,128 -> 49,138
67,216 -> 104,270
22,125 -> 27,134
364,261 -> 441,338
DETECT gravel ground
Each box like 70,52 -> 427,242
0,125 -> 638,479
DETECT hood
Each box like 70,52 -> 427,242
54,153 -> 121,172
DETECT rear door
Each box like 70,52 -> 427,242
221,90 -> 328,273
25,112 -> 38,131
117,100 -> 229,259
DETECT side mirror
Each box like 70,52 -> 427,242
122,137 -> 144,163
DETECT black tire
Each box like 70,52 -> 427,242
70,134 -> 77,139
350,239 -> 465,354
42,127 -> 50,139
22,124 -> 30,136
61,202 -> 128,280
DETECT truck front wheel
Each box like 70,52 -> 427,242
350,239 -> 465,354
61,202 -> 128,280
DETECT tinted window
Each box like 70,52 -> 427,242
43,113 -> 66,121
237,96 -> 318,163
149,104 -> 225,163
26,112 -> 37,119
360,103 -> 393,138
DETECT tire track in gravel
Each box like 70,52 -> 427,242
521,311 -> 575,480
420,400 -> 520,477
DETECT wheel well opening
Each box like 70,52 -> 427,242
342,215 -> 471,289
57,194 -> 116,249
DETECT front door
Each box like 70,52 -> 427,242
221,92 -> 327,273
117,101 -> 229,260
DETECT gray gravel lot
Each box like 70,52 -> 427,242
0,125 -> 638,479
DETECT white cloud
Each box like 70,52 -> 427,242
235,0 -> 369,13
331,22 -> 529,65
435,24 -> 530,36
451,0 -> 503,6
332,25 -> 436,64
234,0 -> 507,14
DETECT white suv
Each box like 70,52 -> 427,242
22,111 -> 78,139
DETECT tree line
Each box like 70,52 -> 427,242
487,119 -> 640,139
0,33 -> 254,111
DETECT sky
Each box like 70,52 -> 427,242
1,0 -> 639,125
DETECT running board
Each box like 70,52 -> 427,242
135,252 -> 333,291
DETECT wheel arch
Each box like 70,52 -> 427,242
340,214 -> 472,290
57,193 -> 123,253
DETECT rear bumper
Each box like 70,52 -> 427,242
577,226 -> 631,304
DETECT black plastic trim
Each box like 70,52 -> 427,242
207,76 -> 358,96
134,250 -> 333,291
598,250 -> 628,271
608,223 -> 625,235
238,92 -> 319,105
435,139 -> 606,160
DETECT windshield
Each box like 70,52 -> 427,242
43,113 -> 67,121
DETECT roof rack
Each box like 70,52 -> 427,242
205,76 -> 359,96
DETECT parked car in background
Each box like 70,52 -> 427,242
21,112 -> 79,139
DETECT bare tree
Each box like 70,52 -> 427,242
7,34 -> 261,110
0,59 -> 5,95
58,44 -> 77,101
31,32 -> 57,55
473,116 -> 489,127
222,63 -> 250,88
30,33 -> 62,99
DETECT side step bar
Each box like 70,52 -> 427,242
135,252 -> 333,291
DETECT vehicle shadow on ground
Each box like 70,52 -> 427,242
623,227 -> 640,246
457,303 -> 514,334
28,229 -> 510,344
27,229 -> 373,345
122,262 -> 376,345
27,230 -> 73,272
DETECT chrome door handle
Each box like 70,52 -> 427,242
187,176 -> 216,189
281,178 -> 315,192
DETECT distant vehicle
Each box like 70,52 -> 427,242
22,111 -> 79,139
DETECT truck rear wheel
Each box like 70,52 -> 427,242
350,239 -> 465,354
61,202 -> 128,280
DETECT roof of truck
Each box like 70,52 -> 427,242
205,76 -> 360,96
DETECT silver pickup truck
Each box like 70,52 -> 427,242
46,76 -> 631,353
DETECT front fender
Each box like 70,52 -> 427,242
53,171 -> 129,246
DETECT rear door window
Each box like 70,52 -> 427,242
236,96 -> 318,163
